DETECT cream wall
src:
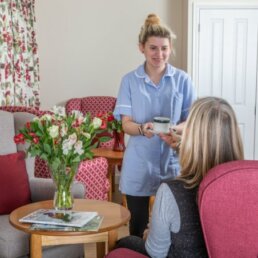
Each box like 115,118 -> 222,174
35,0 -> 186,109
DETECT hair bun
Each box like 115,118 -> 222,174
145,14 -> 160,26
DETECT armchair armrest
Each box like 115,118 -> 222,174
29,178 -> 86,202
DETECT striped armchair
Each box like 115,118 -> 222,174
0,106 -> 110,200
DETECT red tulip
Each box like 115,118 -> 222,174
100,120 -> 107,129
107,114 -> 115,121
33,137 -> 39,144
14,133 -> 25,144
29,132 -> 36,137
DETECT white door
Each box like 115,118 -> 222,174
194,7 -> 258,159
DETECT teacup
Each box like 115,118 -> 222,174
153,117 -> 170,133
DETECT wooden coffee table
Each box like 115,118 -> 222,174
9,199 -> 130,258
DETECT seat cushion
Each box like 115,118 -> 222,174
105,248 -> 148,258
0,152 -> 31,214
0,214 -> 30,257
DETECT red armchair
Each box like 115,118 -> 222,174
65,96 -> 117,149
105,248 -> 148,258
198,160 -> 258,258
0,106 -> 110,201
65,96 -> 116,117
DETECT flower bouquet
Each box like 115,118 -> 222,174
14,106 -> 107,210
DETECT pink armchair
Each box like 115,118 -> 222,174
0,106 -> 110,201
65,96 -> 116,117
105,248 -> 148,258
198,160 -> 258,258
65,96 -> 117,149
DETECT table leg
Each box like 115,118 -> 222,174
96,242 -> 106,258
108,229 -> 118,251
108,165 -> 113,201
31,234 -> 42,258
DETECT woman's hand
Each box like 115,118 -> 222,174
159,121 -> 185,150
143,222 -> 150,241
159,129 -> 181,150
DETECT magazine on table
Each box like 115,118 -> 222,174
19,209 -> 98,228
30,215 -> 104,232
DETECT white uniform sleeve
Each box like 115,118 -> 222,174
145,183 -> 180,258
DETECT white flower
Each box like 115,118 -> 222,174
60,124 -> 68,137
51,106 -> 66,117
48,125 -> 59,138
40,114 -> 52,121
62,139 -> 72,155
74,141 -> 84,155
82,132 -> 91,139
68,133 -> 77,145
92,117 -> 102,129
72,110 -> 83,119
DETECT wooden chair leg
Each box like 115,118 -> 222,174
122,194 -> 127,208
149,196 -> 155,215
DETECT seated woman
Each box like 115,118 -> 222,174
106,96 -> 244,258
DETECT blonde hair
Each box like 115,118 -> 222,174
138,14 -> 176,45
178,97 -> 244,188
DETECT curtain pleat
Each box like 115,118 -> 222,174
0,0 -> 40,108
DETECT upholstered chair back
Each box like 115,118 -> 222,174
66,96 -> 117,117
65,96 -> 117,150
198,160 -> 258,258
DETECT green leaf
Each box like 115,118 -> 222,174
43,143 -> 52,155
72,156 -> 80,163
98,136 -> 111,142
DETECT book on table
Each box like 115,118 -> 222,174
30,215 -> 104,232
19,209 -> 98,228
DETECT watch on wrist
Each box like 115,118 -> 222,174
138,124 -> 144,136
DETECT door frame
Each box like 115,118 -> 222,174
187,0 -> 258,159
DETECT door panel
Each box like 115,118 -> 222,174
197,8 -> 258,159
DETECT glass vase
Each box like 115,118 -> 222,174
49,162 -> 79,210
113,131 -> 126,152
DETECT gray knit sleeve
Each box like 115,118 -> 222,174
145,183 -> 180,258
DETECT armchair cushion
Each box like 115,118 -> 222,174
105,248 -> 148,258
0,151 -> 31,214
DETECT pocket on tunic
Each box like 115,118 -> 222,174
172,92 -> 183,123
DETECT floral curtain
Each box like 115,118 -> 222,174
0,0 -> 40,108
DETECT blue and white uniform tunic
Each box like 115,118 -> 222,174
114,63 -> 196,196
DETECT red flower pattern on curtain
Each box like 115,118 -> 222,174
0,0 -> 40,108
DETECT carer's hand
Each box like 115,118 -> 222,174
142,122 -> 154,138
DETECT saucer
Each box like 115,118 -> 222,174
148,129 -> 169,135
